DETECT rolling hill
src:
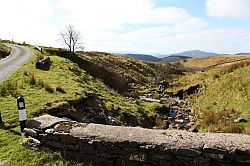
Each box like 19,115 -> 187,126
45,49 -> 181,94
122,53 -> 162,62
168,50 -> 218,58
119,50 -> 218,62
1,44 -> 249,165
181,54 -> 250,70
162,55 -> 191,62
169,55 -> 250,133
0,46 -> 175,165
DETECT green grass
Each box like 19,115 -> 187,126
78,51 -> 158,81
193,65 -> 250,128
0,48 -> 164,165
0,129 -> 77,166
170,59 -> 250,132
45,48 -> 180,94
0,49 -> 163,127
0,52 -> 84,127
0,50 -> 85,165
181,54 -> 250,69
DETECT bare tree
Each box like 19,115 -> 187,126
60,25 -> 84,52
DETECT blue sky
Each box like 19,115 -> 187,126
0,0 -> 250,55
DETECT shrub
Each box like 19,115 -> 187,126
0,81 -> 20,97
213,74 -> 220,79
44,82 -> 54,93
155,115 -> 164,127
223,60 -> 250,73
202,110 -> 219,126
0,84 -> 8,96
199,109 -> 243,133
244,128 -> 250,135
56,85 -> 65,93
37,79 -> 45,88
220,123 -> 245,133
28,74 -> 36,85
23,70 -> 29,76
128,91 -> 139,99
6,81 -> 19,97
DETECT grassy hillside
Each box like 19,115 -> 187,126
0,50 -> 82,165
181,54 -> 250,70
193,64 -> 250,130
0,44 -> 11,59
0,47 -> 173,165
170,58 -> 250,133
1,45 -> 249,165
44,48 -> 180,94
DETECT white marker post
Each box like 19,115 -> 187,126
17,96 -> 27,138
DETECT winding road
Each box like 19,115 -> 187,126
0,44 -> 33,84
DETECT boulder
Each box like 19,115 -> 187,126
234,118 -> 248,123
36,57 -> 52,70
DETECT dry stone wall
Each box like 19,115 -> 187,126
25,115 -> 250,166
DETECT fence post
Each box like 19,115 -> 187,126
0,112 -> 3,126
17,96 -> 27,138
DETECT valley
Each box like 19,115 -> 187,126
1,1 -> 250,165
0,43 -> 249,165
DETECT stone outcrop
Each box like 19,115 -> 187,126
25,115 -> 250,166
36,57 -> 51,70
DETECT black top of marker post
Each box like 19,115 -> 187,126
17,96 -> 25,110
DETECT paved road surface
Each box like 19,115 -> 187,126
0,44 -> 33,84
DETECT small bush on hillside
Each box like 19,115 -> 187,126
6,81 -> 19,97
244,128 -> 250,135
0,84 -> 8,96
155,114 -> 164,127
127,91 -> 139,99
37,79 -> 45,88
202,110 -> 219,125
28,74 -> 36,85
213,74 -> 220,79
44,82 -> 54,93
0,81 -> 20,97
23,70 -> 29,76
199,108 -> 244,133
224,60 -> 250,73
56,85 -> 65,93
220,123 -> 245,133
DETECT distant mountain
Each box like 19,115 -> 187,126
122,53 -> 162,62
168,50 -> 218,58
117,50 -> 219,62
162,55 -> 191,62
234,53 -> 250,55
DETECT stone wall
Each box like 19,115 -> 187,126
25,115 -> 250,166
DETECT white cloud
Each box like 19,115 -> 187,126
0,0 -> 249,54
206,0 -> 250,18
56,0 -> 202,30
55,0 -> 208,51
110,27 -> 250,54
0,0 -> 56,46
